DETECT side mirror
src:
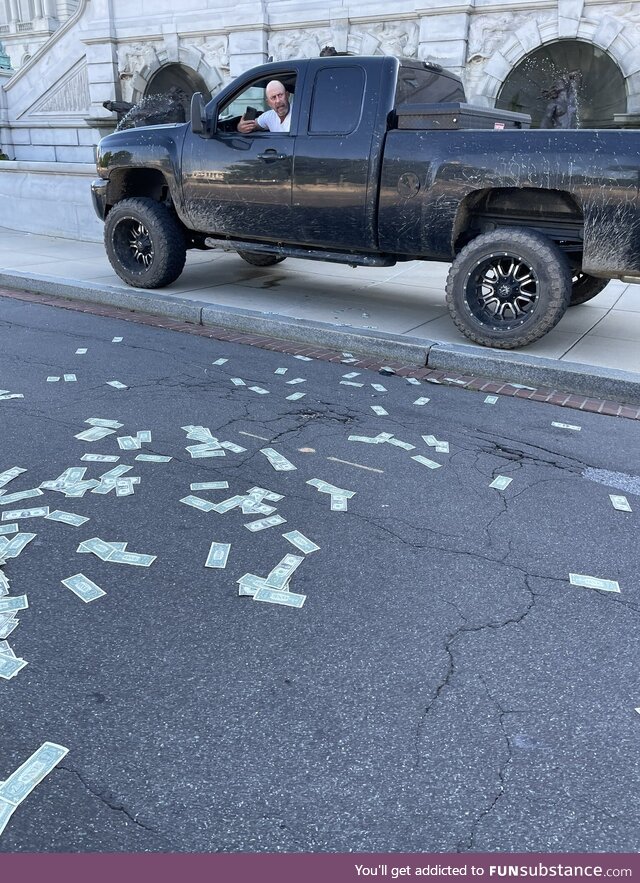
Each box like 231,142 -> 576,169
190,92 -> 207,135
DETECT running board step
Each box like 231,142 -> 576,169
203,237 -> 396,267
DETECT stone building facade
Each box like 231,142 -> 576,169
1,0 -> 640,239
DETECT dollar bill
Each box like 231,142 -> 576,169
102,466 -> 133,480
306,479 -> 355,498
413,397 -> 430,405
240,500 -> 277,516
342,372 -> 361,380
117,436 -> 141,450
85,418 -> 123,429
371,405 -> 388,416
340,381 -> 364,388
509,383 -> 535,391
135,454 -> 172,463
106,380 -> 128,389
490,476 -> 512,490
64,480 -> 100,497
212,358 -> 228,366
282,530 -> 320,554
112,337 -> 123,342
189,448 -> 225,459
230,378 -> 246,386
286,378 -> 306,385
205,542 -> 231,569
246,487 -> 284,502
0,525 -> 18,536
0,596 -> 28,613
405,377 -> 421,385
63,374 -> 77,382
0,488 -> 44,506
0,616 -> 19,639
212,496 -> 245,514
435,443 -> 450,454
0,640 -> 15,656
286,393 -> 306,401
190,481 -> 229,492
252,587 -> 306,608
0,573 -> 9,594
77,541 -> 127,554
136,430 -> 152,444
348,435 -> 378,444
2,507 -> 49,521
265,554 -> 304,590
260,448 -> 297,471
422,435 -> 437,447
45,510 -> 89,527
274,368 -> 288,375
75,426 -> 116,442
0,654 -> 27,679
294,355 -> 312,361
484,395 -> 499,404
108,550 -> 156,567
249,386 -> 270,395
2,534 -> 35,558
77,537 -> 118,561
411,455 -> 441,470
330,495 -> 348,512
443,378 -> 468,386
61,574 -> 106,603
551,421 -> 581,431
75,348 -> 87,355
237,573 -> 269,597
81,454 -> 120,462
371,384 -> 387,392
387,438 -> 415,451
0,393 -> 24,400
219,441 -> 247,453
180,495 -> 217,512
46,377 -> 60,382
115,479 -> 135,497
0,743 -> 69,806
609,494 -> 632,512
244,515 -> 287,532
0,468 -> 27,489
569,573 -> 620,593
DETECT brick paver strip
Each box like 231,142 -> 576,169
1,285 -> 638,420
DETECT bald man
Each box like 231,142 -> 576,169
237,80 -> 291,133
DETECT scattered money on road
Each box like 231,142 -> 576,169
253,587 -> 306,608
552,421 -> 581,431
490,476 -> 512,490
260,448 -> 297,471
282,530 -> 320,554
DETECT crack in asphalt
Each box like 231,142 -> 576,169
58,763 -> 159,834
412,572 -> 537,773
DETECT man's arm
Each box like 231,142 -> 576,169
237,117 -> 266,133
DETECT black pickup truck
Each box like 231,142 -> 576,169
92,54 -> 640,349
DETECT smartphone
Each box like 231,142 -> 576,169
244,106 -> 259,121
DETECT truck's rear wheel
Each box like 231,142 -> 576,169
570,272 -> 609,306
105,197 -> 186,288
237,250 -> 286,267
445,228 -> 571,349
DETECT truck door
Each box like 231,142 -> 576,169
292,62 -> 380,251
180,69 -> 302,240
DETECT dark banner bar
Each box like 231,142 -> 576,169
1,853 -> 639,883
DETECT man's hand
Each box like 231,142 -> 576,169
237,117 -> 261,134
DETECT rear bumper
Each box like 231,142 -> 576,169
91,178 -> 108,221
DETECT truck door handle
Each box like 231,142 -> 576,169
257,149 -> 288,162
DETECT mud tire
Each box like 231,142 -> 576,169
104,197 -> 187,288
445,227 -> 572,349
237,250 -> 286,267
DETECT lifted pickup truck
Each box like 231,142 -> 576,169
92,54 -> 640,349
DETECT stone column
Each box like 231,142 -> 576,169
418,4 -> 472,77
8,0 -> 19,23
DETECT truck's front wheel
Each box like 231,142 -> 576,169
445,228 -> 571,349
104,197 -> 187,288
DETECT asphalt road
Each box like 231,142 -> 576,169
0,297 -> 639,854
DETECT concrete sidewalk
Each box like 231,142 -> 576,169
1,225 -> 639,398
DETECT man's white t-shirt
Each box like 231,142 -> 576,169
256,109 -> 291,132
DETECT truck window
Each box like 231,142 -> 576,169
309,66 -> 365,135
395,67 -> 465,105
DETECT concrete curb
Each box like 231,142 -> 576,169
3,269 -> 640,403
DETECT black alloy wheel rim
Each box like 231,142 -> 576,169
113,217 -> 154,271
463,252 -> 540,330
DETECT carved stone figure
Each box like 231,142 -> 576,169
366,21 -> 419,57
268,29 -> 332,61
192,35 -> 229,72
540,71 -> 581,128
